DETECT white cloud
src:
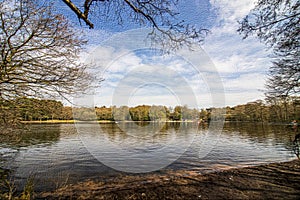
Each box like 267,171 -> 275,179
76,0 -> 272,108
82,46 -> 215,108
201,0 -> 271,106
223,73 -> 266,91
210,0 -> 256,28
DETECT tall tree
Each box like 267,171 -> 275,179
0,0 -> 91,101
62,0 -> 209,49
238,0 -> 299,97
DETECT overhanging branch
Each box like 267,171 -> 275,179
62,0 -> 94,28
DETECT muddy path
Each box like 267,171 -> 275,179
40,160 -> 300,199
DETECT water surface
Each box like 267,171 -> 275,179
0,122 -> 297,191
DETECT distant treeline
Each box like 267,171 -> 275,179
0,96 -> 299,124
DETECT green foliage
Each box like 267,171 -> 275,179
149,106 -> 169,121
0,100 -> 22,125
129,105 -> 151,121
1,96 -> 299,124
169,106 -> 182,121
112,106 -> 130,121
95,106 -> 113,121
72,107 -> 95,121
60,106 -> 73,120
0,97 -> 63,125
224,97 -> 300,122
16,98 -> 63,121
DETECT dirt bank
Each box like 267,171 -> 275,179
40,159 -> 300,200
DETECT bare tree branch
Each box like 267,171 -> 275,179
61,0 -> 209,49
62,0 -> 94,28
238,0 -> 300,97
0,0 -> 93,101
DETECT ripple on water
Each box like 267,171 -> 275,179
0,123 -> 297,192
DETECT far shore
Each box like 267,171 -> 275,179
20,120 -> 296,126
20,120 -> 198,124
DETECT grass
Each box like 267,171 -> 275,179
21,120 -> 77,124
20,120 -> 198,124
0,171 -> 34,200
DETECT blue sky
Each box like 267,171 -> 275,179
54,0 -> 271,108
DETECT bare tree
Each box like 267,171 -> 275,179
238,0 -> 300,97
62,0 -> 209,49
0,0 -> 91,101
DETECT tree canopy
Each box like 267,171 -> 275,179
0,0 -> 91,101
62,0 -> 209,49
5,96 -> 299,123
238,0 -> 300,97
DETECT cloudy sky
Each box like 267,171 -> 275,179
55,0 -> 272,108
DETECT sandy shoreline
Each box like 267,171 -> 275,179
20,120 -> 197,124
39,159 -> 300,199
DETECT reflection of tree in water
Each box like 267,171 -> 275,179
197,121 -> 209,130
1,124 -> 60,147
99,122 -> 198,144
289,121 -> 299,158
160,122 -> 182,132
222,122 -> 300,158
292,133 -> 300,159
133,121 -> 150,127
99,123 -> 128,143
0,124 -> 62,192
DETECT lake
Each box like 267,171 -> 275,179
0,122 -> 298,192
